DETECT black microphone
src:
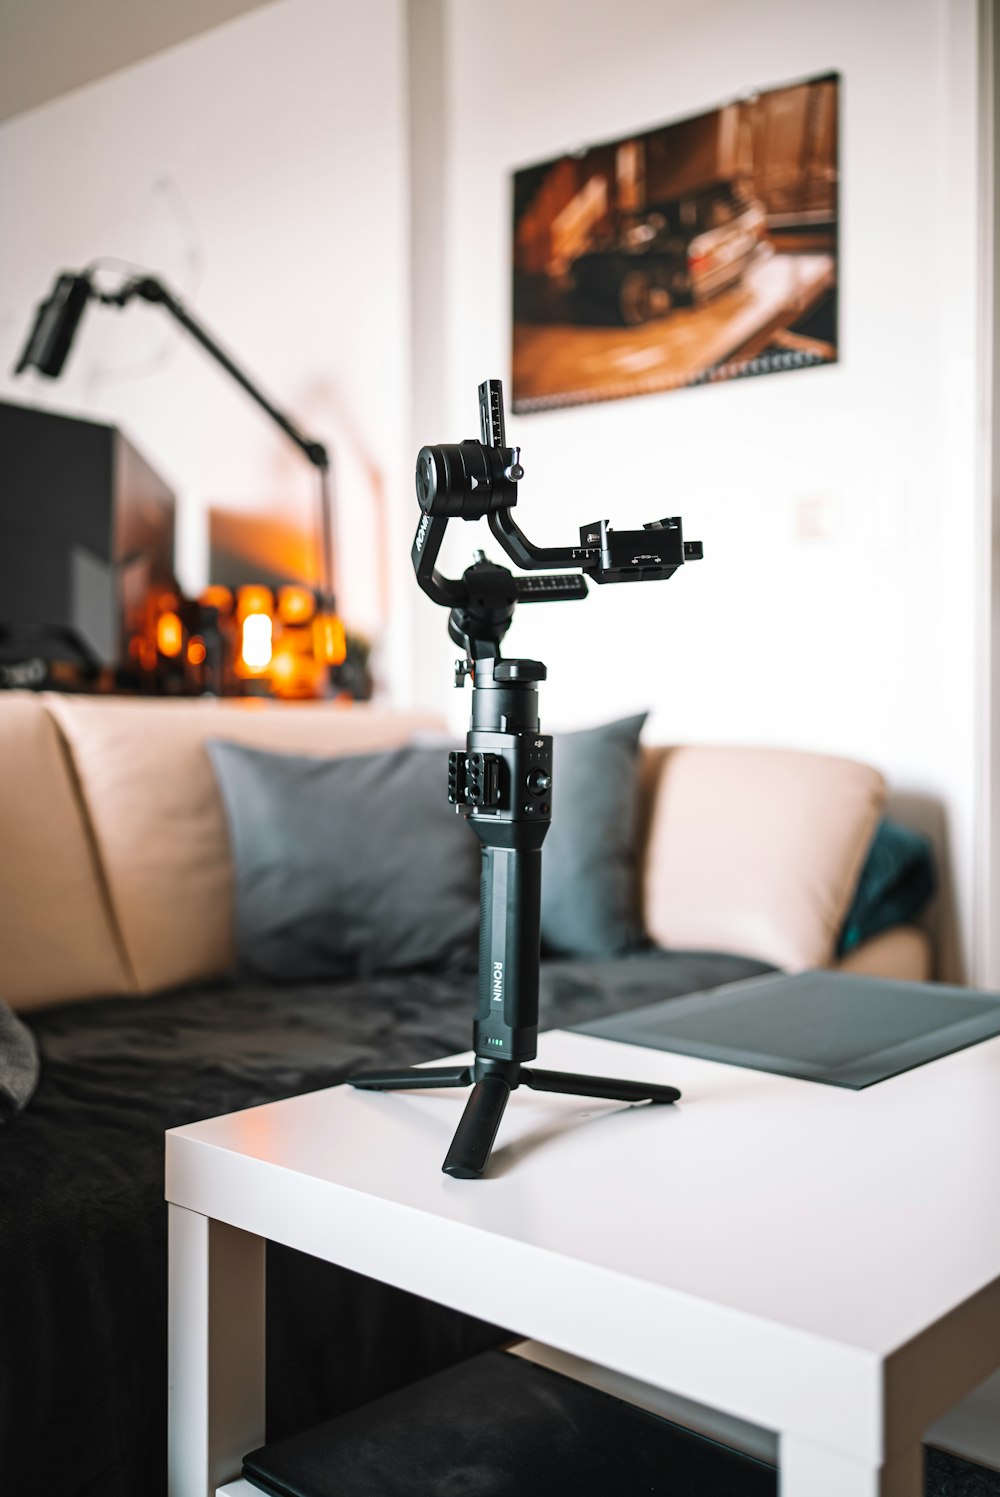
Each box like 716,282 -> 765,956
14,272 -> 93,378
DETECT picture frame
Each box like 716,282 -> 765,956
511,72 -> 839,412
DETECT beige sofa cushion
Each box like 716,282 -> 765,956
45,697 -> 442,995
0,695 -> 133,1010
641,745 -> 886,972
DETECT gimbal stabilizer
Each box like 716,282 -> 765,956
350,381 -> 702,1178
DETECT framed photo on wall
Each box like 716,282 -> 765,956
511,72 -> 839,413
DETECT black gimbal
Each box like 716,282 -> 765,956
351,381 -> 701,1178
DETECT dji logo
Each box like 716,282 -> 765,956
414,514 -> 431,553
492,961 -> 503,1004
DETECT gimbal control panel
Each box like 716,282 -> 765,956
448,731 -> 554,821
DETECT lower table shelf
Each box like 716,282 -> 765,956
238,1349 -> 775,1497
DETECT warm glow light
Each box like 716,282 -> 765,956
157,611 -> 184,658
277,585 -> 316,625
199,585 -> 234,615
241,612 -> 273,670
187,637 -> 207,666
314,612 -> 347,666
237,584 -> 273,620
271,649 -> 296,682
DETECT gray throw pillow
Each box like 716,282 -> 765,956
0,1001 -> 40,1119
541,713 -> 648,957
208,741 -> 481,983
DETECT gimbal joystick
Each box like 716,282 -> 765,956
350,381 -> 702,1178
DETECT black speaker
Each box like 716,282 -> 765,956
0,400 -> 175,677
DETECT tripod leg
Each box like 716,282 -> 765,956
442,1074 -> 511,1179
351,1066 -> 473,1091
521,1068 -> 681,1106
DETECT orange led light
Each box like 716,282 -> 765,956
241,612 -> 273,670
199,585 -> 234,615
157,611 -> 183,658
237,584 -> 273,620
277,585 -> 316,625
187,636 -> 207,666
314,612 -> 347,666
271,649 -> 296,682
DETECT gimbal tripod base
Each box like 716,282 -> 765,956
350,1058 -> 680,1180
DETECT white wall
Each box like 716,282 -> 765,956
425,0 -> 983,981
0,0 -> 413,696
0,0 -> 987,978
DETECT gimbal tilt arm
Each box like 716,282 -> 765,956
351,381 -> 701,1179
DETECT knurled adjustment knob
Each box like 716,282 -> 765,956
527,768 -> 552,796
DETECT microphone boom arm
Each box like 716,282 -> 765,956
100,276 -> 330,474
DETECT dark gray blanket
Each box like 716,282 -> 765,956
1,949 -> 768,1497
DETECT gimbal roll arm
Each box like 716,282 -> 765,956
487,507 -> 581,571
411,509 -> 467,610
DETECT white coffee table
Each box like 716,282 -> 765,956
165,1027 -> 1000,1497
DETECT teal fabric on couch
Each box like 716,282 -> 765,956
838,818 -> 936,955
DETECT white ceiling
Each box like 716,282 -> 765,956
0,0 -> 279,124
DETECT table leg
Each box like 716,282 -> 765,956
168,1204 -> 266,1497
780,1435 -> 923,1497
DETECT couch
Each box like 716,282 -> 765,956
0,693 -> 930,1496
